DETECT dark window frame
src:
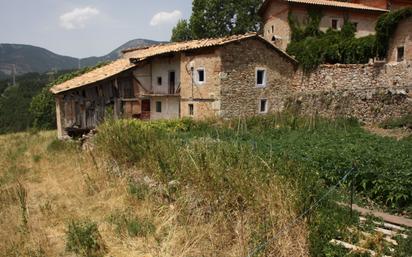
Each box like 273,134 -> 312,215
256,68 -> 267,87
260,99 -> 268,113
189,104 -> 194,116
197,68 -> 206,84
397,46 -> 405,62
156,101 -> 162,113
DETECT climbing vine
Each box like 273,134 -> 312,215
287,12 -> 376,71
375,7 -> 412,58
287,7 -> 412,71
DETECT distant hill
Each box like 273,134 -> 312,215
80,39 -> 162,67
0,39 -> 162,75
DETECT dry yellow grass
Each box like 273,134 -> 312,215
0,131 -> 309,257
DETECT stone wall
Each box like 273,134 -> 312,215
220,38 -> 297,118
290,62 -> 412,123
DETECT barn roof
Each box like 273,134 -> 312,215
50,33 -> 297,94
123,33 -> 296,63
50,59 -> 134,94
259,0 -> 389,16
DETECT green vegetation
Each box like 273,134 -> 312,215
287,11 -> 376,71
95,114 -> 412,256
287,8 -> 412,70
375,7 -> 412,58
0,72 -> 67,134
65,220 -> 107,257
171,0 -> 262,41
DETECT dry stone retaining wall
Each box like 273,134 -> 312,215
289,62 -> 412,123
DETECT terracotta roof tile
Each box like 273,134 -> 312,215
50,59 -> 134,94
287,0 -> 388,11
259,0 -> 389,14
124,33 -> 259,60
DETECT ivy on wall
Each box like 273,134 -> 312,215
286,7 -> 412,71
375,7 -> 412,58
286,10 -> 376,71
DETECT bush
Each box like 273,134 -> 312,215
65,220 -> 107,257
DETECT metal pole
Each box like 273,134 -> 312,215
12,64 -> 16,86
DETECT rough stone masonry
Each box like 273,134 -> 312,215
289,62 -> 412,124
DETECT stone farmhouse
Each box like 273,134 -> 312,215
50,34 -> 297,138
259,0 -> 412,50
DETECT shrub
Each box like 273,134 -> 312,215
65,220 -> 107,257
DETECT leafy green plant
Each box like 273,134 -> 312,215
287,19 -> 376,71
375,8 -> 412,58
65,220 -> 107,257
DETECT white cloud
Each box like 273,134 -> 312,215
150,10 -> 182,26
60,7 -> 100,30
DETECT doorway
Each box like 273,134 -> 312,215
141,99 -> 151,120
169,71 -> 176,94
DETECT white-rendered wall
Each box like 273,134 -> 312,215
151,56 -> 181,94
150,97 -> 180,120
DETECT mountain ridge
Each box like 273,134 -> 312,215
0,39 -> 163,76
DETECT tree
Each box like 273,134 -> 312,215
170,0 -> 262,41
171,20 -> 193,42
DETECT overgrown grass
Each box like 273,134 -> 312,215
94,113 -> 412,256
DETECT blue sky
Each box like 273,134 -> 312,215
0,0 -> 192,58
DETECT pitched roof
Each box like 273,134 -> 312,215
50,59 -> 134,94
259,0 -> 388,15
124,33 -> 294,62
51,33 -> 297,94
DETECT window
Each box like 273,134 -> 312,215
271,25 -> 275,33
157,76 -> 162,86
188,104 -> 194,116
197,68 -> 205,84
156,101 -> 162,113
397,46 -> 405,62
331,19 -> 338,30
256,68 -> 267,87
259,99 -> 268,113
